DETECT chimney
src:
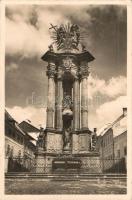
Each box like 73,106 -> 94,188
123,107 -> 127,116
93,128 -> 97,135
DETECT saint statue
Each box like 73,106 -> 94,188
37,127 -> 46,150
63,128 -> 71,150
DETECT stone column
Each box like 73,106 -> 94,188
46,62 -> 56,129
56,77 -> 63,130
81,62 -> 89,129
73,77 -> 80,130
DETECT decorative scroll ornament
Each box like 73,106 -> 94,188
49,23 -> 80,51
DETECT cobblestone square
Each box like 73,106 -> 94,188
5,179 -> 127,194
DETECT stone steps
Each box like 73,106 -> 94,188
5,172 -> 127,181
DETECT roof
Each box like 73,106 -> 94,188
99,112 -> 127,137
5,110 -> 26,136
112,116 -> 127,137
27,132 -> 39,141
30,140 -> 37,146
19,121 -> 40,142
114,130 -> 127,140
19,121 -> 40,133
5,109 -> 15,122
5,110 -> 37,140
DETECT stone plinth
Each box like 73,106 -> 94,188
46,129 -> 63,153
72,133 -> 79,153
34,149 -> 46,173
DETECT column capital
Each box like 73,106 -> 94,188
46,108 -> 54,112
81,108 -> 88,113
56,73 -> 63,81
74,74 -> 80,81
47,62 -> 56,78
80,62 -> 90,79
80,69 -> 90,79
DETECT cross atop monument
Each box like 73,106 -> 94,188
49,23 -> 80,51
49,23 -> 57,31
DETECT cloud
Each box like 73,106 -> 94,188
95,95 -> 127,130
88,75 -> 126,99
6,17 -> 50,58
6,106 -> 46,128
6,5 -> 67,58
5,5 -> 127,132
6,62 -> 18,72
6,5 -> 126,58
7,95 -> 127,131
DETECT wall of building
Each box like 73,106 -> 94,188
5,120 -> 25,158
100,128 -> 114,160
96,109 -> 127,172
24,142 -> 36,159
5,136 -> 24,157
5,111 -> 37,172
114,131 -> 127,159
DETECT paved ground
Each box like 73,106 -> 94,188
5,179 -> 127,194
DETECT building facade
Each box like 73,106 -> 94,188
97,108 -> 127,172
114,131 -> 127,161
5,111 -> 25,158
5,110 -> 37,172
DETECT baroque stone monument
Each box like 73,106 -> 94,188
35,24 -> 101,173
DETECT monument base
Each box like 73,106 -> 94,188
34,151 -> 102,173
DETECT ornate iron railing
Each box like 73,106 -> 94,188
5,157 -> 127,174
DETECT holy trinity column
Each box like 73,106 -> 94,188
34,24 -> 102,174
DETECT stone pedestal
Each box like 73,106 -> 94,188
46,130 -> 63,153
72,133 -> 79,153
79,132 -> 91,152
35,149 -> 46,173
80,155 -> 102,173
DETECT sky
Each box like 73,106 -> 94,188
5,4 -> 127,132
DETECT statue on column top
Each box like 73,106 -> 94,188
36,127 -> 46,150
49,23 -> 80,51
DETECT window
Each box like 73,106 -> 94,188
107,136 -> 109,144
8,128 -> 12,136
117,149 -> 120,158
103,140 -> 105,147
12,132 -> 15,139
124,146 -> 127,156
10,147 -> 14,157
6,144 -> 10,156
106,137 -> 107,146
18,150 -> 21,157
